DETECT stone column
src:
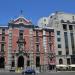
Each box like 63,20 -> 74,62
24,56 -> 27,69
5,27 -> 12,71
15,55 -> 17,68
29,29 -> 35,68
43,30 -> 47,71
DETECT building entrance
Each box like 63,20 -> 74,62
36,56 -> 40,67
71,55 -> 75,64
0,57 -> 5,68
18,56 -> 24,67
48,65 -> 55,70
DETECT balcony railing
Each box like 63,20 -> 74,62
0,41 -> 6,43
17,38 -> 26,44
0,51 -> 5,55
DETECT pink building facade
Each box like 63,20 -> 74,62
0,16 -> 56,71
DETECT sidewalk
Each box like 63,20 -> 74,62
0,69 -> 9,72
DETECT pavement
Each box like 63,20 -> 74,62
0,72 -> 21,75
40,71 -> 75,75
0,71 -> 75,75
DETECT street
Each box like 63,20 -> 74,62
0,71 -> 75,75
40,71 -> 75,75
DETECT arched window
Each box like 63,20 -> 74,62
59,58 -> 63,64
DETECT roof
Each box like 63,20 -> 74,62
9,16 -> 32,25
0,26 -> 8,28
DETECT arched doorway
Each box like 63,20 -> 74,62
18,56 -> 24,68
0,57 -> 5,68
59,58 -> 63,64
36,56 -> 40,67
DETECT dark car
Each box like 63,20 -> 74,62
22,68 -> 36,75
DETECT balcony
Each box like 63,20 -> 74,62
0,41 -> 6,44
36,52 -> 40,56
0,51 -> 5,55
14,50 -> 29,57
48,41 -> 53,44
48,52 -> 55,58
17,38 -> 26,44
35,42 -> 40,44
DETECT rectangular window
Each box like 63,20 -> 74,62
64,32 -> 69,55
67,58 -> 70,65
49,32 -> 51,42
70,33 -> 75,54
72,51 -> 75,55
36,31 -> 39,42
2,28 -> 5,34
36,45 -> 39,52
63,24 -> 67,30
1,44 -> 4,52
36,37 -> 39,42
49,44 -> 51,51
36,31 -> 38,37
58,51 -> 62,55
2,36 -> 5,41
2,29 -> 5,35
57,31 -> 60,35
57,38 -> 61,42
20,33 -> 23,39
58,44 -> 61,48
2,29 -> 5,32
69,25 -> 73,30
19,30 -> 23,39
66,50 -> 69,55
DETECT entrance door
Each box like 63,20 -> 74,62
36,56 -> 40,67
0,57 -> 5,68
18,56 -> 24,67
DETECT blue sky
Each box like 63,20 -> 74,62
0,0 -> 75,25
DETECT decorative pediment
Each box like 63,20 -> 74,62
9,16 -> 32,25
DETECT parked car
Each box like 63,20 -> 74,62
22,68 -> 36,75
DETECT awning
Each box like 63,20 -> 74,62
69,64 -> 75,67
56,65 -> 67,67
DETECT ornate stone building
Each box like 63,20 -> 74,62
0,16 -> 55,71
38,12 -> 75,69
